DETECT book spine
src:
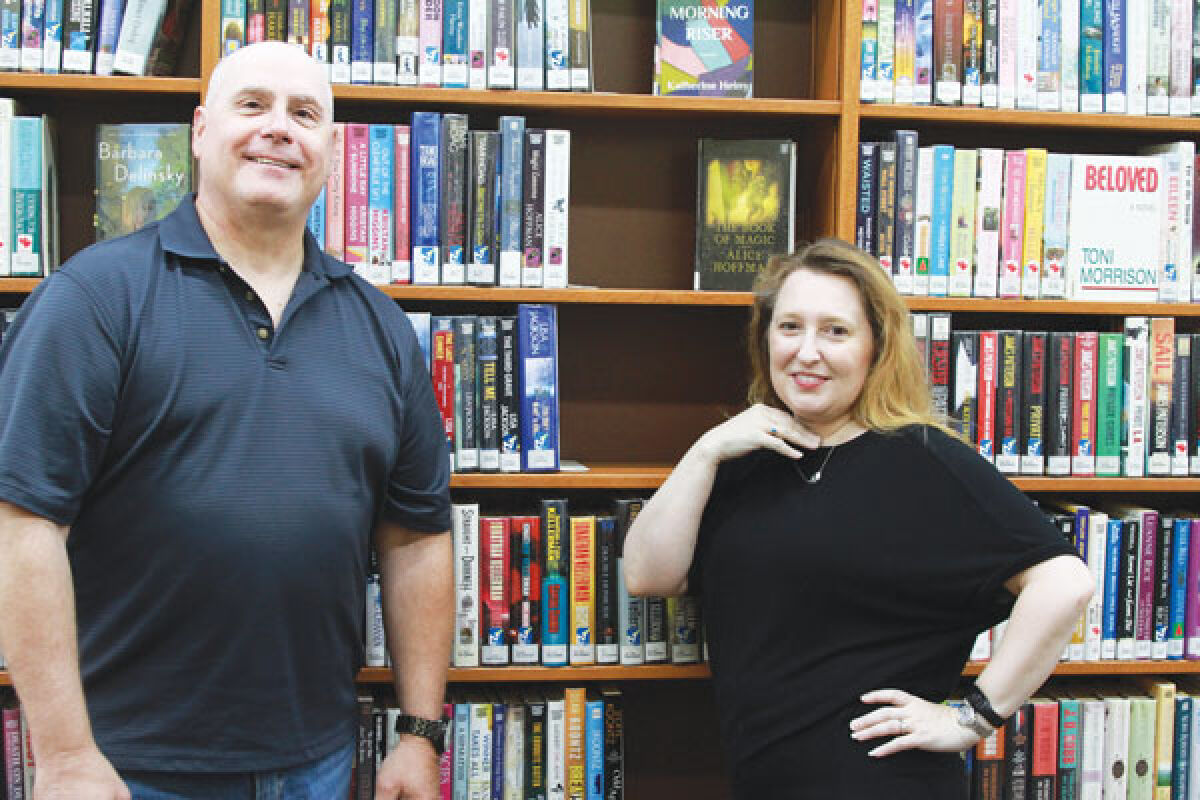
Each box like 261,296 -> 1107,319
544,0 -> 568,90
307,187 -> 326,252
912,145 -> 934,294
996,0 -> 1016,106
1058,699 -> 1081,797
952,332 -> 976,441
977,330 -> 998,461
1105,0 -> 1127,111
892,130 -> 918,293
1080,0 -> 1105,109
1153,518 -> 1175,659
392,124 -> 411,283
10,117 -> 41,277
432,318 -> 455,467
92,0 -> 122,73
287,0 -> 310,51
934,0 -> 963,104
410,110 -> 441,285
855,141 -> 878,255
1030,701 -> 1058,797
515,0 -> 543,89
540,498 -> 568,666
973,147 -> 1003,297
441,0 -> 467,86
1046,331 -> 1074,476
517,303 -> 559,471
112,0 -> 168,75
477,315 -> 500,472
1125,316 -> 1150,476
566,0 -> 587,90
1117,517 -> 1140,659
439,113 -> 468,285
1172,334 -> 1192,475
568,515 -> 595,665
263,0 -> 285,43
521,129 -> 546,288
0,101 -> 15,276
395,0 -> 418,85
1040,152 -> 1072,298
644,595 -> 667,663
349,0 -> 371,82
877,0 -> 895,101
1169,517 -> 1189,657
467,130 -> 498,285
4,708 -> 24,800
328,0 -> 350,81
1020,147 -> 1047,298
1005,705 -> 1031,797
468,702 -> 493,799
601,689 -> 623,800
365,560 -> 385,665
914,0 -> 933,101
1173,696 -> 1192,796
615,498 -> 646,665
1190,517 -> 1200,657
862,0 -> 878,100
1129,697 -> 1155,797
1036,0 -> 1061,110
480,515 -> 511,665
453,503 -> 480,667
1020,330 -> 1047,474
41,0 -> 62,72
874,141 -> 897,280
541,129 -> 570,289
467,0 -> 486,88
545,698 -> 565,799
895,0 -> 916,102
1149,317 -> 1176,475
564,687 -> 586,800
594,515 -> 618,664
498,115 -> 525,287
1136,512 -> 1160,658
1072,330 -> 1098,476
1102,518 -> 1123,658
343,123 -> 369,269
1060,0 -> 1079,110
498,315 -> 521,472
19,0 -> 45,72
0,0 -> 20,69
1016,0 -> 1039,107
947,147 -> 977,296
994,329 -> 1022,474
962,0 -> 982,104
929,312 -> 951,418
310,0 -> 330,69
668,594 -> 700,664
510,514 -> 541,663
1126,0 -> 1148,113
928,144 -> 954,296
370,0 -> 395,82
524,698 -> 547,799
1095,332 -> 1123,475
453,315 -> 479,471
418,0 -> 442,86
488,0 -> 514,88
999,149 -> 1026,298
365,124 -> 395,284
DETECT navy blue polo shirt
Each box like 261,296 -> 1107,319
0,196 -> 451,771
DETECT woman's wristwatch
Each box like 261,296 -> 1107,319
954,684 -> 1009,738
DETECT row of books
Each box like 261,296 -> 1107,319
307,114 -> 571,289
860,0 -> 1200,115
1,0 -> 191,77
405,307 -> 560,474
220,0 -> 594,91
919,316 -> 1200,477
652,1 -> 753,98
0,104 -> 57,279
356,689 -> 624,799
367,498 -> 704,669
964,682 -> 1200,799
857,131 -> 1198,302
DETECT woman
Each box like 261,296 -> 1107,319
622,239 -> 1093,798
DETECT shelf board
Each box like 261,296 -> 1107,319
905,296 -> 1200,316
452,464 -> 672,489
333,86 -> 842,118
0,278 -> 38,294
360,665 -> 713,683
0,74 -> 202,95
381,286 -> 753,306
860,103 -> 1200,132
1010,477 -> 1200,491
966,660 -> 1200,676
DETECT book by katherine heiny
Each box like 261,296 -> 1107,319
657,1 -> 753,98
94,122 -> 190,242
694,137 -> 795,291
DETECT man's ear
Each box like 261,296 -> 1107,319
192,106 -> 207,154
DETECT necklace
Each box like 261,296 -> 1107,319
795,444 -> 838,484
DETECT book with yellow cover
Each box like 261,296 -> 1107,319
569,516 -> 595,665
1021,147 -> 1048,299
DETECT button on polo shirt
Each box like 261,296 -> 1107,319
0,195 -> 451,771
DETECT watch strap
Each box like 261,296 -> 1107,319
965,683 -> 1007,728
394,712 -> 450,755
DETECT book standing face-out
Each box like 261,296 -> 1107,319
693,137 -> 796,291
655,1 -> 753,98
94,123 -> 193,242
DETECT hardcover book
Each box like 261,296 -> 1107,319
694,137 -> 796,291
657,1 -> 752,97
94,122 -> 190,241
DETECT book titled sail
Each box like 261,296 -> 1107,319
694,138 -> 795,291
94,123 -> 191,242
657,1 -> 753,97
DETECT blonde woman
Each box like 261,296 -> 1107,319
623,239 -> 1092,798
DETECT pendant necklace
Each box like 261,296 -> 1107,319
795,444 -> 838,484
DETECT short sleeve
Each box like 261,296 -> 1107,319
0,273 -> 124,524
379,320 -> 452,532
915,427 -> 1080,627
687,451 -> 761,596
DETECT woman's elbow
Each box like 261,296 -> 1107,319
1060,557 -> 1095,616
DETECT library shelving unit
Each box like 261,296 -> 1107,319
1,0 -> 1199,797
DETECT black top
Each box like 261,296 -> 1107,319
0,197 -> 452,770
689,425 -> 1077,775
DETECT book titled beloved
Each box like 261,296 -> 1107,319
657,1 -> 753,97
94,122 -> 190,241
694,137 -> 795,291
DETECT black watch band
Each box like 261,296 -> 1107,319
964,684 -> 1008,728
394,712 -> 451,756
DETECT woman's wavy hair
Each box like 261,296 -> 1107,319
746,238 -> 952,435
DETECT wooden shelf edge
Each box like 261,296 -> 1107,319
451,465 -> 673,489
1011,477 -> 1200,491
0,74 -> 202,94
860,103 -> 1200,132
965,660 -> 1200,676
332,86 -> 842,117
906,296 -> 1200,316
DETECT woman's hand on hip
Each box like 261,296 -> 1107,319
849,688 -> 982,757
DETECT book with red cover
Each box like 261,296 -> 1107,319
480,515 -> 511,665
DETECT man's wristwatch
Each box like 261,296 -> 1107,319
394,712 -> 451,756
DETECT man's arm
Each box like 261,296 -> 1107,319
374,520 -> 453,800
0,501 -> 128,799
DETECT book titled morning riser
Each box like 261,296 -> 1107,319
694,137 -> 795,291
1066,155 -> 1164,301
94,122 -> 191,242
657,1 -> 752,98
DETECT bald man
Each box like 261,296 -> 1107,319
0,43 -> 453,799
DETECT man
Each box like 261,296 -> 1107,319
0,42 -> 453,799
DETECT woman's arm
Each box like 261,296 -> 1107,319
622,404 -> 816,597
851,554 -> 1094,756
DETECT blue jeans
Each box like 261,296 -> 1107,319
121,740 -> 354,800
